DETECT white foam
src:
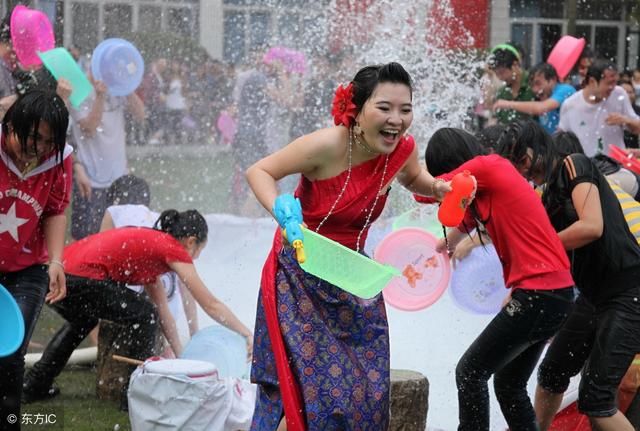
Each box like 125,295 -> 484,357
194,214 -> 576,430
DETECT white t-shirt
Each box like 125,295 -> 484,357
166,78 -> 187,111
106,204 -> 190,344
71,91 -> 128,188
559,86 -> 640,157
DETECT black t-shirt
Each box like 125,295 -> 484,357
544,153 -> 640,304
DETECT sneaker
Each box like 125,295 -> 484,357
22,383 -> 60,404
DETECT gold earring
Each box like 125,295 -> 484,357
353,123 -> 363,136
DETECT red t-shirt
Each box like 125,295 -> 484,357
423,155 -> 573,290
63,227 -> 193,284
0,142 -> 73,272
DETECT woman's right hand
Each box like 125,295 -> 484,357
435,237 -> 448,254
451,236 -> 476,268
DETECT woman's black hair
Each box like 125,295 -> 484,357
106,174 -> 151,206
496,121 -> 595,218
2,90 -> 69,164
496,119 -> 554,184
154,209 -> 208,244
425,128 -> 488,243
351,62 -> 412,114
425,128 -> 485,176
475,124 -> 505,153
552,131 -> 585,157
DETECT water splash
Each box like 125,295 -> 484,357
326,0 -> 482,143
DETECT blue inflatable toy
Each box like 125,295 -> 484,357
0,283 -> 25,357
181,325 -> 249,379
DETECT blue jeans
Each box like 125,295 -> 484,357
456,287 -> 574,431
0,265 -> 49,431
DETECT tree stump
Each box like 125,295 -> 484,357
96,320 -> 134,401
389,369 -> 429,431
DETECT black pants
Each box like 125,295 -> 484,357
456,287 -> 574,431
70,184 -> 108,240
538,288 -> 640,417
0,265 -> 49,431
24,275 -> 158,400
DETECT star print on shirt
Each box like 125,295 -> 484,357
0,202 -> 29,242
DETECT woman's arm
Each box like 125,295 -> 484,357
99,210 -> 115,232
169,262 -> 253,357
144,279 -> 182,356
245,127 -> 338,216
179,279 -> 199,336
77,80 -> 108,137
435,227 -> 468,255
396,145 -> 451,199
557,182 -> 603,250
126,92 -> 146,123
43,214 -> 67,303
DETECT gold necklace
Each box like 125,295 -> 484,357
354,131 -> 377,155
315,127 -> 389,252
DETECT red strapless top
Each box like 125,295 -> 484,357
296,135 -> 416,250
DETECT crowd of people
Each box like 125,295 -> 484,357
243,43 -> 640,430
2,1 -> 640,428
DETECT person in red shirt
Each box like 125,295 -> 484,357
22,209 -> 253,411
0,90 -> 70,430
423,128 -> 575,431
496,120 -> 640,431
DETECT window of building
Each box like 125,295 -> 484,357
249,11 -> 270,50
539,23 -> 562,63
577,0 -> 624,21
167,6 -> 199,38
511,23 -> 533,68
139,5 -> 162,33
595,26 -> 620,63
224,11 -> 246,64
71,2 -> 99,53
510,0 -> 564,19
103,3 -> 132,38
64,0 -> 200,53
222,0 -> 331,64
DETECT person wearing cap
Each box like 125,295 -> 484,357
493,62 -> 575,134
489,43 -> 536,125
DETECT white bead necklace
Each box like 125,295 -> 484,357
315,127 -> 390,252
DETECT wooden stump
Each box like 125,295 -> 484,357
96,320 -> 134,401
389,369 -> 429,431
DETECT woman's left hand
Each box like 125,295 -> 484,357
245,334 -> 254,362
46,263 -> 67,303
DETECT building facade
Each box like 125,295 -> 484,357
1,0 -> 639,71
491,0 -> 638,70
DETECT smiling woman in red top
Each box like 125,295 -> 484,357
23,209 -> 252,411
0,90 -> 70,430
424,127 -> 574,431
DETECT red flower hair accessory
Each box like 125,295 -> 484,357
331,82 -> 357,127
